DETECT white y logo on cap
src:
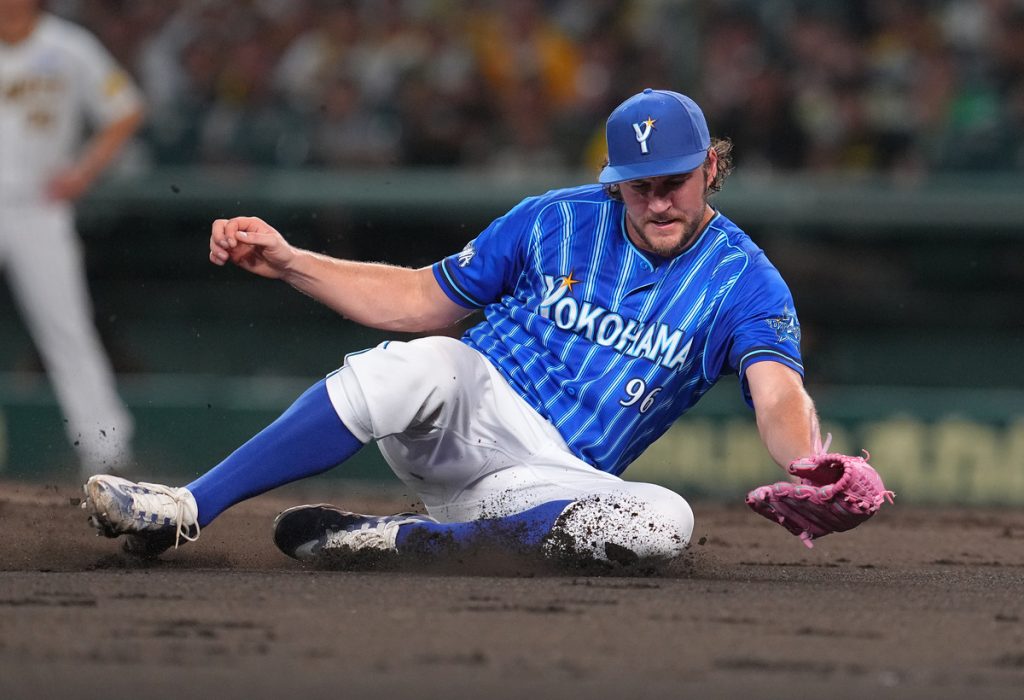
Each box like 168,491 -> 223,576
632,117 -> 656,154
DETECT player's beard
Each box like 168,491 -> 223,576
625,193 -> 711,259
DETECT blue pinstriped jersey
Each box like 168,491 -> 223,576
432,184 -> 803,476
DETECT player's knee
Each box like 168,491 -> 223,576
622,484 -> 694,556
550,486 -> 693,563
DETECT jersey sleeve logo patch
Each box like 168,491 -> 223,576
456,240 -> 476,267
766,307 -> 801,344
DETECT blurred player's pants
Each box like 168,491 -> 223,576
326,336 -> 693,559
0,202 -> 133,472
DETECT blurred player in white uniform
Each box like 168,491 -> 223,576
0,0 -> 143,476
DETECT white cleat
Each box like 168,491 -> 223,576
83,475 -> 199,556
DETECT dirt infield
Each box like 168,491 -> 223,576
1,479 -> 1022,700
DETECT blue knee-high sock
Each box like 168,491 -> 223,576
395,499 -> 573,554
187,379 -> 364,526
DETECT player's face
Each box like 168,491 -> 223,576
620,151 -> 717,258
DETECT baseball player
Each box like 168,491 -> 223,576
83,88 -> 891,562
0,0 -> 143,476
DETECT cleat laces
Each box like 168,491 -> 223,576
133,482 -> 200,549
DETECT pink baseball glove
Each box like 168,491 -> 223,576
745,436 -> 895,548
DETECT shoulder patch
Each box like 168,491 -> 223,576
765,306 -> 801,344
456,240 -> 476,267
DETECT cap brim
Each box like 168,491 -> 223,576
598,150 -> 709,185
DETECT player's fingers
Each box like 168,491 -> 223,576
211,218 -> 231,250
209,220 -> 231,263
233,228 -> 277,248
223,219 -> 241,248
226,216 -> 278,248
210,219 -> 236,253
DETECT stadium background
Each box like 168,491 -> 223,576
1,0 -> 1021,505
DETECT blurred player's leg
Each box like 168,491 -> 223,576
5,205 -> 133,475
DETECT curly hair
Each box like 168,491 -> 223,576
602,137 -> 734,201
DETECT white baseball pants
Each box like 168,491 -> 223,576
324,335 -> 693,560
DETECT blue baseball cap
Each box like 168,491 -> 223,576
599,88 -> 711,185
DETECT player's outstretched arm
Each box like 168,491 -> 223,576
209,216 -> 470,332
745,361 -> 818,469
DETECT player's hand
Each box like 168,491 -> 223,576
209,216 -> 295,279
46,166 -> 93,201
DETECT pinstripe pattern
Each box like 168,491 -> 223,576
432,185 -> 803,475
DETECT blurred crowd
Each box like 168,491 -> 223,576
53,0 -> 1024,176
